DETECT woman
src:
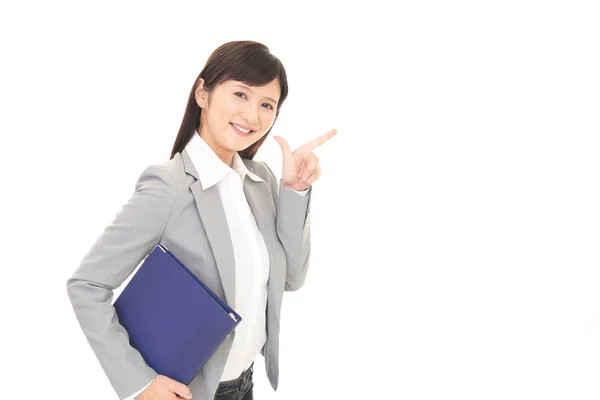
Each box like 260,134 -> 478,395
66,40 -> 336,400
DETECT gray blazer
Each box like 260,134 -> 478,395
66,148 -> 311,399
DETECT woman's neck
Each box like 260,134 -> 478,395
197,130 -> 234,167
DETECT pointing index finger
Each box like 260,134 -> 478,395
300,129 -> 337,152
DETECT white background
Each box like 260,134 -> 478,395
1,0 -> 599,399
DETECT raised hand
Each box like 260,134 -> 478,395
273,128 -> 337,192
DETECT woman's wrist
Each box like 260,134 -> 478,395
280,179 -> 308,192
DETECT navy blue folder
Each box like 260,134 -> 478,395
113,243 -> 242,385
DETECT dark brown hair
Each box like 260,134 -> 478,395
169,41 -> 289,160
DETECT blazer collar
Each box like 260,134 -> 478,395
183,132 -> 263,189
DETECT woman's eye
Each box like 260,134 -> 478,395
235,92 -> 273,110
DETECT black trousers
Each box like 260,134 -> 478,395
214,363 -> 254,400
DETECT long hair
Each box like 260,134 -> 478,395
170,41 -> 289,160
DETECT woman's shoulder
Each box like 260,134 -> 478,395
133,152 -> 189,193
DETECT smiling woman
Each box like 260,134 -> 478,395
66,39 -> 336,400
170,41 -> 290,165
191,77 -> 282,165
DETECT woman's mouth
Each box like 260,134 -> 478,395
230,123 -> 255,137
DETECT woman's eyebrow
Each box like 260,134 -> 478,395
233,84 -> 279,105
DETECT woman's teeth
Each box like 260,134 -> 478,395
231,123 -> 251,134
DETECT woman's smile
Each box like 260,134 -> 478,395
230,122 -> 255,137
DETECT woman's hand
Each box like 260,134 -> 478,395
136,374 -> 192,400
274,128 -> 337,191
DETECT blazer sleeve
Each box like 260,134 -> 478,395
261,162 -> 312,292
66,164 -> 176,399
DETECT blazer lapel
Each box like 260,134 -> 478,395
181,149 -> 236,307
241,165 -> 281,292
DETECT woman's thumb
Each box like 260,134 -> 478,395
274,135 -> 291,155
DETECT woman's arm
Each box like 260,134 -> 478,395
66,164 -> 176,399
268,129 -> 336,291
277,183 -> 312,291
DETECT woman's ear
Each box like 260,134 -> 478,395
195,78 -> 208,109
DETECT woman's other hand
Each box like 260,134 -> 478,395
274,128 -> 337,191
135,374 -> 192,400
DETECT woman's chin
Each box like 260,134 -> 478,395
229,135 -> 258,150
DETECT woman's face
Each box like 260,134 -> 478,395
195,78 -> 281,164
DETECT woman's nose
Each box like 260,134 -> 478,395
242,104 -> 259,124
